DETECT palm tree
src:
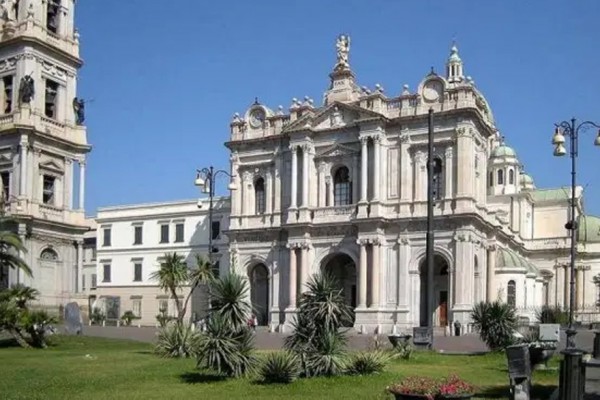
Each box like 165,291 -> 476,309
0,215 -> 31,279
150,253 -> 215,325
471,301 -> 518,351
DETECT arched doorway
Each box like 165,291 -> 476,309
249,264 -> 269,326
419,254 -> 450,327
321,253 -> 356,326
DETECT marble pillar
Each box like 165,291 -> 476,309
76,241 -> 83,292
19,138 -> 27,196
78,160 -> 85,210
358,240 -> 367,308
288,246 -> 297,309
370,241 -> 380,308
372,135 -> 381,201
486,245 -> 497,302
290,146 -> 298,209
360,136 -> 368,202
444,147 -> 454,200
301,145 -> 310,208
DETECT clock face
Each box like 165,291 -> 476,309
423,80 -> 443,102
249,109 -> 265,128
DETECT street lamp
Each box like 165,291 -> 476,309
552,118 -> 600,400
194,166 -> 237,269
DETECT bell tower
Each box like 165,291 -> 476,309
0,0 -> 91,305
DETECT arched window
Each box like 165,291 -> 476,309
507,280 -> 516,307
432,158 -> 443,200
40,248 -> 58,261
254,177 -> 265,214
497,169 -> 504,185
488,171 -> 494,187
333,166 -> 351,206
508,169 -> 514,185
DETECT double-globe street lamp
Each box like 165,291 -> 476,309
551,118 -> 600,400
194,166 -> 237,271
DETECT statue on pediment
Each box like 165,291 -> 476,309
1,0 -> 17,22
334,34 -> 351,71
330,106 -> 343,127
18,75 -> 34,104
73,97 -> 85,125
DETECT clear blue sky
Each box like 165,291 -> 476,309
76,0 -> 600,216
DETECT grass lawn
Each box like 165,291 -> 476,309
0,336 -> 558,400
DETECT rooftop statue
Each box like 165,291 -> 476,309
334,34 -> 351,71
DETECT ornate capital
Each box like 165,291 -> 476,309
242,170 -> 253,182
371,134 -> 383,144
444,147 -> 453,159
359,136 -> 369,145
289,144 -> 298,153
397,236 -> 410,245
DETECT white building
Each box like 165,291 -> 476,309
223,36 -> 600,334
93,198 -> 230,325
0,0 -> 91,309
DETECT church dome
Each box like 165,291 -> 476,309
577,215 -> 600,243
491,144 -> 517,158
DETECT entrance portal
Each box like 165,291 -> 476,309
419,255 -> 450,327
249,264 -> 269,326
321,253 -> 356,326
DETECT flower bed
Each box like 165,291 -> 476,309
388,375 -> 475,400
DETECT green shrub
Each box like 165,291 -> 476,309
155,323 -> 200,358
257,352 -> 301,384
536,306 -> 568,326
345,351 -> 390,375
471,301 -> 517,351
121,310 -> 139,326
390,340 -> 413,360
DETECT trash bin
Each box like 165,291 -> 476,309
454,320 -> 461,336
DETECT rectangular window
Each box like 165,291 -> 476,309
46,0 -> 60,33
133,225 -> 143,245
91,247 -> 97,261
3,75 -> 13,114
44,79 -> 59,118
42,174 -> 55,205
102,227 -> 111,247
0,171 -> 9,200
102,264 -> 111,283
160,224 -> 169,243
175,223 -> 184,243
132,299 -> 142,318
133,262 -> 142,282
211,221 -> 220,240
81,274 -> 86,291
91,274 -> 97,289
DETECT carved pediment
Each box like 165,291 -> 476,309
315,142 -> 358,160
284,102 -> 385,133
39,160 -> 63,173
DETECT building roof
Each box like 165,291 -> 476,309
528,187 -> 570,202
491,144 -> 517,158
497,248 -> 539,274
578,215 -> 600,243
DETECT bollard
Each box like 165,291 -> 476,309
454,321 -> 461,337
558,348 -> 584,400
594,331 -> 600,359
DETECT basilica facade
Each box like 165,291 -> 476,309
226,36 -> 600,334
0,0 -> 91,309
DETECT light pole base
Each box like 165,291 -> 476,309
558,348 -> 585,400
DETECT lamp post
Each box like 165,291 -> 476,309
194,166 -> 237,270
552,118 -> 600,400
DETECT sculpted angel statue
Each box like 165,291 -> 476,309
335,34 -> 350,71
1,0 -> 17,22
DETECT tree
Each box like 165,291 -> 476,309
471,301 -> 518,351
150,252 -> 214,325
0,215 -> 32,279
285,272 -> 353,377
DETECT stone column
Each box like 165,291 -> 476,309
274,151 -> 282,214
414,151 -> 425,201
357,239 -> 367,308
486,244 -> 497,302
76,241 -> 83,292
300,244 -> 310,294
317,163 -> 325,207
301,145 -> 310,208
444,147 -> 454,200
19,137 -> 28,196
290,145 -> 298,209
399,133 -> 411,202
327,176 -> 334,206
453,232 -> 471,307
372,135 -> 381,201
576,267 -> 584,310
370,240 -> 380,308
359,136 -> 368,202
564,265 -> 569,309
455,127 -> 474,197
78,159 -> 85,210
397,237 -> 410,308
352,154 -> 359,203
266,170 -> 273,215
64,158 -> 72,210
288,245 -> 297,309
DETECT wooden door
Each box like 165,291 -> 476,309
439,291 -> 448,326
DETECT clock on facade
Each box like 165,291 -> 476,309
249,108 -> 266,128
423,80 -> 443,102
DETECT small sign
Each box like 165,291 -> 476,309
539,324 -> 560,342
506,344 -> 532,379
